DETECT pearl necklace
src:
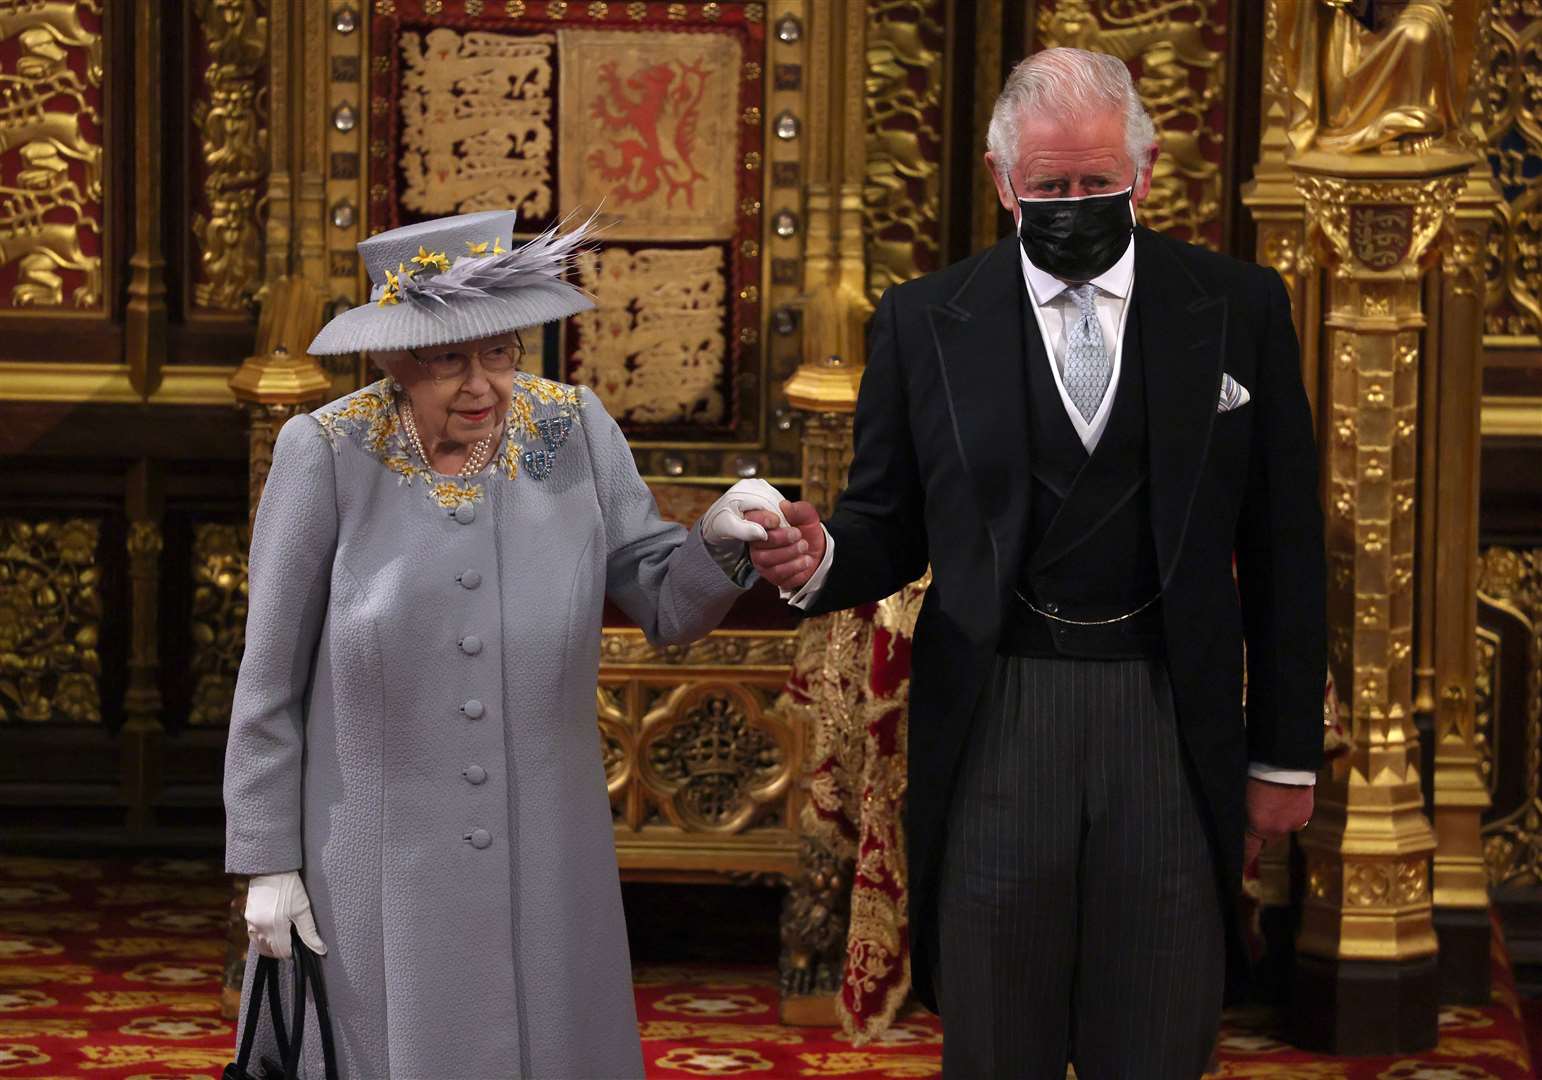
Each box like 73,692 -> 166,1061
397,394 -> 497,477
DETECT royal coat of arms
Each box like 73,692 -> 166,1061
1348,204 -> 1414,271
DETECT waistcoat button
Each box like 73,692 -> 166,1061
460,699 -> 484,719
467,828 -> 492,849
459,635 -> 483,656
454,502 -> 476,525
463,765 -> 487,785
458,569 -> 482,590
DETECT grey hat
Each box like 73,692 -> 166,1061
308,209 -> 598,356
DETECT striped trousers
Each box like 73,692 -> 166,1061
935,656 -> 1224,1079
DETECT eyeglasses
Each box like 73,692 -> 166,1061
410,331 -> 526,383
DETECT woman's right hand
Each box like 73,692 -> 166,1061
246,870 -> 328,959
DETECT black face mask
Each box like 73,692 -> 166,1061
1012,181 -> 1135,283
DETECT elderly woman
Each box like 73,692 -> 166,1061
223,210 -> 784,1078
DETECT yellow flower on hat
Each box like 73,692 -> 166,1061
378,264 -> 404,306
465,240 -> 490,255
411,245 -> 451,273
492,237 -> 507,255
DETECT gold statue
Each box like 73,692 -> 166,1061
1280,0 -> 1465,156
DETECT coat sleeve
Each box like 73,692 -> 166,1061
1234,268 -> 1327,774
804,287 -> 930,615
582,387 -> 748,647
223,415 -> 338,876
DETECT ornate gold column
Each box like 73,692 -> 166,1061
1254,1 -> 1496,1049
1289,150 -> 1471,1055
1426,151 -> 1501,1003
228,276 -> 332,523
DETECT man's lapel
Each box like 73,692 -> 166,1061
1135,227 -> 1228,589
925,236 -> 1030,547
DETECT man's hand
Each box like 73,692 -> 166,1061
1243,778 -> 1314,871
745,500 -> 826,592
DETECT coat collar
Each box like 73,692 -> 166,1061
925,236 -> 1030,555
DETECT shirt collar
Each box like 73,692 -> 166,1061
1018,234 -> 1135,306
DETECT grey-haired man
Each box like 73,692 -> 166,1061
748,48 -> 1325,1078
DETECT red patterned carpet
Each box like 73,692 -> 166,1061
0,856 -> 1533,1079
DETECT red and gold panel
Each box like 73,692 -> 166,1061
185,0 -> 269,315
0,0 -> 106,312
1032,0 -> 1229,251
368,1 -> 765,439
864,0 -> 946,305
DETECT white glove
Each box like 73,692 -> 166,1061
245,871 -> 327,960
701,479 -> 790,548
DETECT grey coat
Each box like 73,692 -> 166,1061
223,375 -> 745,1079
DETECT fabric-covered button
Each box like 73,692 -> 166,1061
467,829 -> 492,849
460,699 -> 484,719
454,502 -> 476,525
457,569 -> 482,590
464,765 -> 487,785
459,635 -> 483,656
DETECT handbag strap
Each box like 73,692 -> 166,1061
280,936 -> 309,1080
279,928 -> 340,1080
298,936 -> 341,1080
231,954 -> 290,1077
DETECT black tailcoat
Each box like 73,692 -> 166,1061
804,227 -> 1327,1010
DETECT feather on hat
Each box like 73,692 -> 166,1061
307,209 -> 600,356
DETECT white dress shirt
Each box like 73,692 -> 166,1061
1019,239 -> 1133,453
782,237 -> 1313,786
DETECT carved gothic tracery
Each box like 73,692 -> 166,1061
1478,547 -> 1542,889
638,685 -> 791,833
188,524 -> 249,728
0,519 -> 102,725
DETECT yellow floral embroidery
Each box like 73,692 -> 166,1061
509,394 -> 536,440
411,245 -> 451,273
313,382 -> 390,445
492,237 -> 507,254
465,240 -> 490,256
515,371 -> 583,409
498,438 -> 522,482
311,376 -> 585,508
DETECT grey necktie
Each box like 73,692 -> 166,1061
1063,283 -> 1110,423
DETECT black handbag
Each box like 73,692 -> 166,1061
224,927 -> 340,1080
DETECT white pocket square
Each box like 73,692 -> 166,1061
1218,374 -> 1251,412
